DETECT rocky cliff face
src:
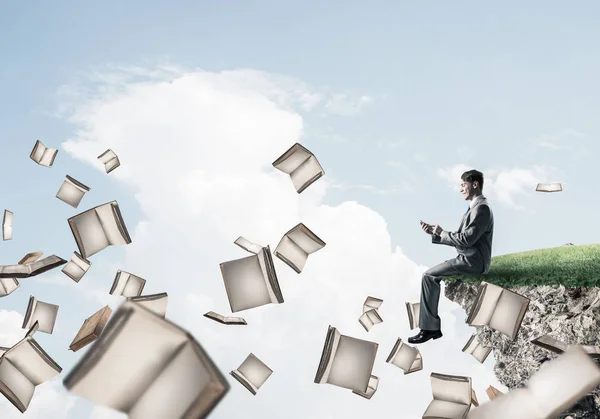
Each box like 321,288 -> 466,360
444,280 -> 600,419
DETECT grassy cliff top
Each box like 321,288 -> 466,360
444,243 -> 600,287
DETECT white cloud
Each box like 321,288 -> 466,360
58,66 -> 504,418
323,93 -> 374,116
437,164 -> 556,210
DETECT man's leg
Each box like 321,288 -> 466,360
419,257 -> 482,331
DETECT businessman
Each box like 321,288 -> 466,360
408,169 -> 494,344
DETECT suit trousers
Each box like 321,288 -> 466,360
419,254 -> 483,331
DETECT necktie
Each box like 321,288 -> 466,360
465,206 -> 470,215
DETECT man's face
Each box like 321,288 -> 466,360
460,180 -> 476,200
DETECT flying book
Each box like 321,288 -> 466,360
0,255 -> 67,279
3,209 -> 13,241
531,334 -> 600,358
18,252 -> 43,265
471,389 -> 479,407
98,149 -> 121,174
203,311 -> 247,325
220,236 -> 283,313
0,253 -> 43,298
359,297 -> 383,332
0,347 -> 8,356
69,306 -> 112,352
386,338 -> 423,375
466,281 -> 530,340
352,375 -> 379,400
274,223 -> 325,273
314,325 -> 379,393
56,175 -> 91,208
61,252 -> 92,283
68,201 -> 132,259
230,353 -> 273,395
462,334 -> 492,363
406,302 -> 420,330
127,293 -> 168,318
22,296 -> 59,334
466,346 -> 600,419
422,373 -> 472,419
63,301 -> 230,419
0,322 -> 62,413
109,270 -> 146,297
272,142 -> 324,193
485,385 -> 503,401
536,182 -> 562,192
29,140 -> 58,167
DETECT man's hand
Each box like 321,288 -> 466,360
420,220 -> 434,235
431,224 -> 443,235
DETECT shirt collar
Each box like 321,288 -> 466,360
470,194 -> 484,209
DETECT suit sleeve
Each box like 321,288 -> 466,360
432,233 -> 452,246
438,205 -> 491,248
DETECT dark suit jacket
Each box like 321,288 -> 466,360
431,195 -> 494,274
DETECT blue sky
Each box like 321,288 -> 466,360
0,2 -> 599,418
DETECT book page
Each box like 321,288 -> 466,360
0,358 -> 34,410
96,204 -> 128,246
489,290 -> 528,338
422,399 -> 469,419
287,224 -> 325,254
532,335 -> 569,353
327,335 -> 377,393
71,208 -> 109,258
256,249 -> 278,304
363,296 -> 383,313
472,345 -> 492,363
275,235 -> 308,272
0,278 -> 19,296
318,327 -> 341,384
128,294 -> 168,318
220,255 -> 271,312
236,353 -> 273,390
56,179 -> 88,208
233,237 -> 263,255
431,374 -> 471,405
24,301 -> 58,334
468,387 -> 543,419
272,145 -> 311,174
30,140 -> 45,163
290,155 -> 323,192
389,340 -> 418,372
468,283 -> 503,326
129,341 -> 212,419
40,149 -> 57,167
5,340 -> 60,385
358,312 -> 374,331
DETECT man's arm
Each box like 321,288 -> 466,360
437,205 -> 491,248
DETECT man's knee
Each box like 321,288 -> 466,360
422,272 -> 440,283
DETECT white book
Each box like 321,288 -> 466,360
467,346 -> 600,419
272,142 -> 324,193
485,385 -> 504,401
423,373 -> 472,419
56,175 -> 91,208
0,322 -> 62,413
109,270 -> 146,297
0,255 -> 67,279
203,311 -> 247,325
274,223 -> 326,273
406,302 -> 420,330
29,140 -> 58,167
3,209 -> 13,241
220,237 -> 283,313
535,182 -> 562,192
230,353 -> 273,395
352,375 -> 379,399
63,301 -> 230,418
359,297 -> 384,332
0,253 -> 43,298
386,338 -> 422,375
18,252 -> 43,265
62,252 -> 91,283
462,334 -> 492,363
98,149 -> 121,174
68,201 -> 132,259
21,296 -> 59,334
127,293 -> 168,318
471,389 -> 479,407
314,325 -> 379,393
466,281 -> 530,340
531,334 -> 600,358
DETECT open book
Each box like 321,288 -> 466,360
462,334 -> 492,363
535,182 -> 562,192
109,270 -> 146,297
359,297 -> 383,332
63,301 -> 230,419
471,389 -> 479,407
386,338 -> 422,375
56,175 -> 91,208
352,375 -> 379,400
22,296 -> 59,334
272,142 -> 324,193
18,252 -> 43,265
406,302 -> 420,330
485,385 -> 503,401
203,311 -> 247,325
466,282 -> 530,340
274,223 -> 326,273
531,334 -> 600,358
29,140 -> 58,167
220,236 -> 283,313
314,325 -> 378,393
467,346 -> 600,419
127,293 -> 168,318
69,306 -> 113,352
0,322 -> 62,413
0,255 -> 67,279
3,210 -> 12,241
0,253 -> 43,298
423,373 -> 472,419
230,353 -> 273,395
62,252 -> 92,283
98,149 -> 121,173
68,201 -> 132,259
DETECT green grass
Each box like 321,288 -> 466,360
444,244 -> 600,287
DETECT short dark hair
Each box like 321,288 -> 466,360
461,169 -> 484,189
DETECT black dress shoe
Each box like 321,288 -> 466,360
407,329 -> 443,344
